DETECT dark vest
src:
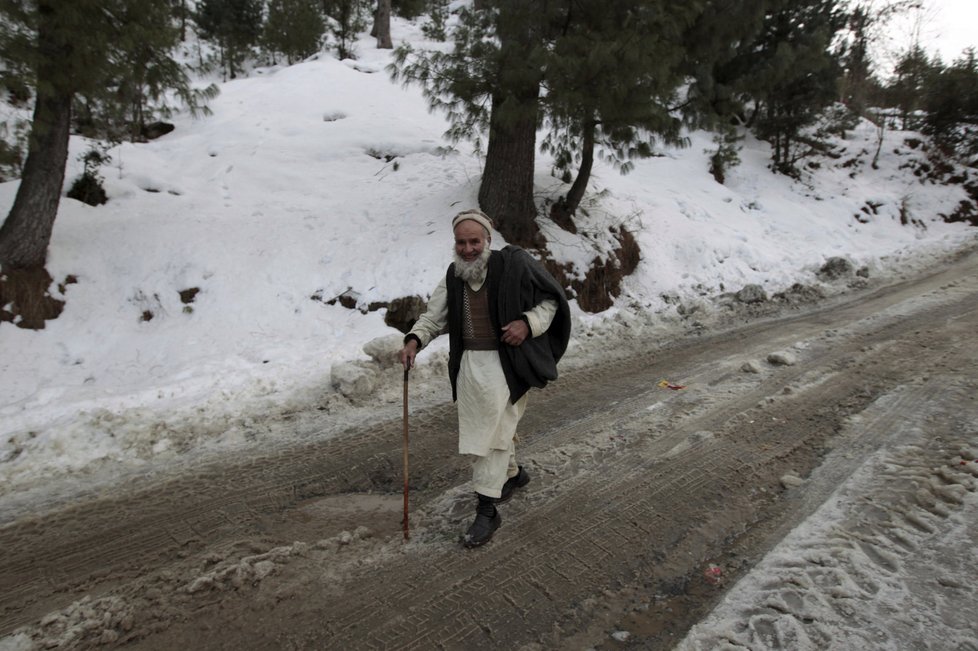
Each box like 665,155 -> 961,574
446,251 -> 517,402
446,246 -> 571,404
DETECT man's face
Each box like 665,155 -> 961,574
454,220 -> 488,262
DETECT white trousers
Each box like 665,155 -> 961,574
471,439 -> 521,498
457,350 -> 526,497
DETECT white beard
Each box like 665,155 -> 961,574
454,246 -> 490,284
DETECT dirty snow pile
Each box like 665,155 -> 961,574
676,387 -> 978,650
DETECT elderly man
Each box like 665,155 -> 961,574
400,209 -> 571,548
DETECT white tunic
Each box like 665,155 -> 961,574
408,268 -> 557,456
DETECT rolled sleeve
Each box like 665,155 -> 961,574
407,277 -> 449,348
523,298 -> 557,338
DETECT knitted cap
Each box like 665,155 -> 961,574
452,209 -> 493,236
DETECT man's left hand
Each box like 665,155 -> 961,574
501,319 -> 529,347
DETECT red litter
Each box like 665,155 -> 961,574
658,379 -> 687,391
704,565 -> 723,585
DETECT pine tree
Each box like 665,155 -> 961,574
391,0 -> 426,21
393,1 -> 701,243
888,45 -> 936,130
94,0 -> 218,143
390,1 -> 548,245
321,0 -> 368,60
679,1 -> 754,118
171,0 -> 190,40
839,5 -> 872,112
373,0 -> 392,49
263,0 -> 325,64
738,0 -> 847,175
392,0 -> 842,237
677,0 -> 768,183
196,0 -> 264,79
0,0 -> 217,328
921,49 -> 978,159
0,0 -> 137,272
476,1 -> 547,246
541,1 -> 700,219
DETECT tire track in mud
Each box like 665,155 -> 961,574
127,257 -> 978,649
298,304 -> 974,651
2,251 -> 977,649
0,289 -> 849,631
0,399 -> 458,632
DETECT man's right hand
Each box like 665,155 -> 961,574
399,340 -> 419,370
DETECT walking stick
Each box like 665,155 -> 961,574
402,366 -> 410,540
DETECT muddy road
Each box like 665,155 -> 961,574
2,249 -> 977,650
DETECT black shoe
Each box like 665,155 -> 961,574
462,495 -> 501,548
496,466 -> 530,504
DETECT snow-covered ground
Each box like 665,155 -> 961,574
1,15 -> 976,650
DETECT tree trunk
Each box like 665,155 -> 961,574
564,120 -> 595,215
0,94 -> 72,270
478,90 -> 540,247
375,0 -> 393,49
871,117 -> 885,170
179,0 -> 188,41
0,8 -> 73,271
477,4 -> 542,248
